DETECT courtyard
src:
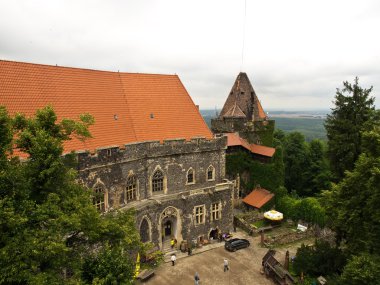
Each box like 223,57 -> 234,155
139,229 -> 305,285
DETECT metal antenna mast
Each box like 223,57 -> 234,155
240,0 -> 247,71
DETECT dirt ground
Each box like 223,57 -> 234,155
138,229 -> 306,285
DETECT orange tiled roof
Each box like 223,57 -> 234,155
0,60 -> 212,155
242,187 -> 274,209
225,133 -> 275,157
250,144 -> 276,157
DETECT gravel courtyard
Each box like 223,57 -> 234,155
139,230 -> 299,285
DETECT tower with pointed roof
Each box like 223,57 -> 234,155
211,72 -> 275,146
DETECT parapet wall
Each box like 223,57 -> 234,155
77,136 -> 227,170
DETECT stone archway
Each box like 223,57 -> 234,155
158,206 -> 183,250
139,217 -> 151,243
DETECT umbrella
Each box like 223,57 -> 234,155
264,210 -> 283,221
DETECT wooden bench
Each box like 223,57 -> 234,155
137,269 -> 155,282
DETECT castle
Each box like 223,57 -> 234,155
0,60 -> 273,250
0,60 -> 234,250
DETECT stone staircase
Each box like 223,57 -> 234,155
162,239 -> 178,261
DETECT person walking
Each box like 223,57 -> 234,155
223,258 -> 229,272
194,272 -> 200,285
171,254 -> 176,266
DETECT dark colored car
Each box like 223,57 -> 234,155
224,238 -> 250,252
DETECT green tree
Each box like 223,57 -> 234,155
306,139 -> 332,194
293,240 -> 346,277
325,77 -> 376,180
329,127 -> 380,255
338,254 -> 380,285
283,132 -> 309,195
0,106 -> 142,284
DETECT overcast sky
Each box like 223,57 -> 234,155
1,0 -> 379,111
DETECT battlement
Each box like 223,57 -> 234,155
77,136 -> 227,169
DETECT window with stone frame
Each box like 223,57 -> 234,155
211,202 -> 221,221
187,168 -> 195,184
194,205 -> 205,225
152,169 -> 164,192
93,185 -> 106,212
126,175 -> 137,202
207,165 -> 215,181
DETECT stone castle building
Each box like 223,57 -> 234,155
0,60 -> 234,250
212,72 -> 275,147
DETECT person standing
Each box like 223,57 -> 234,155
224,258 -> 229,272
171,254 -> 176,266
194,272 -> 200,285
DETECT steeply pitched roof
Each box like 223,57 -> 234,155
242,187 -> 274,209
225,133 -> 275,157
0,60 -> 212,154
222,102 -> 246,118
219,72 -> 267,121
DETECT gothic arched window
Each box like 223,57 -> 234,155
187,168 -> 195,184
140,218 -> 150,243
93,184 -> 106,212
207,165 -> 215,181
126,175 -> 137,202
152,170 -> 164,192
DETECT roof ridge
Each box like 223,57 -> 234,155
0,59 -> 177,77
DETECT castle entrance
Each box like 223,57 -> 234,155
164,220 -> 172,237
158,206 -> 183,250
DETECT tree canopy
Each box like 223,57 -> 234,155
325,77 -> 376,180
0,106 -> 142,284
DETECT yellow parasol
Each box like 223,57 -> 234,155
264,210 -> 283,221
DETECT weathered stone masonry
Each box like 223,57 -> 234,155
77,137 -> 234,249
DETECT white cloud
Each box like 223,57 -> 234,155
0,0 -> 379,110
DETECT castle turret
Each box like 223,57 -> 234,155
211,72 -> 275,146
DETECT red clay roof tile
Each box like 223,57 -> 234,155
242,187 -> 274,209
0,60 -> 212,155
225,133 -> 275,157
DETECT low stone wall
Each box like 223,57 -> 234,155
264,229 -> 315,246
234,216 -> 255,235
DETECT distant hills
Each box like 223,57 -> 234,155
201,109 -> 329,141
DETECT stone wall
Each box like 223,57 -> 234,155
76,136 -> 234,248
211,117 -> 275,146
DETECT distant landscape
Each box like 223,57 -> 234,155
201,109 -> 329,141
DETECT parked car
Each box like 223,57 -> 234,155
224,238 -> 250,252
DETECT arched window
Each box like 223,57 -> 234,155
152,170 -> 164,192
93,184 -> 106,212
207,165 -> 215,181
187,168 -> 195,184
140,218 -> 150,243
126,175 -> 137,202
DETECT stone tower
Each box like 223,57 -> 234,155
211,72 -> 275,146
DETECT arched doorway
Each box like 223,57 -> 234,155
163,220 -> 172,237
158,206 -> 183,250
